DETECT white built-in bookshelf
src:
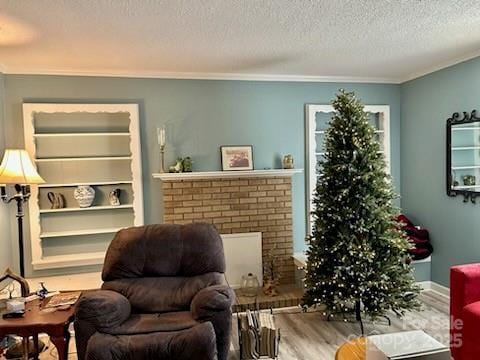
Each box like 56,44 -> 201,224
23,104 -> 144,270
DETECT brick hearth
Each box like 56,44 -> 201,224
162,177 -> 295,284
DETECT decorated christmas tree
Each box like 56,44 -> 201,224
302,90 -> 420,327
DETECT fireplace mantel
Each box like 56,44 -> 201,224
152,168 -> 303,181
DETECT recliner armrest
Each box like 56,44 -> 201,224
75,289 -> 131,331
190,285 -> 235,320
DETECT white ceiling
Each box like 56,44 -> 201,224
1,0 -> 480,83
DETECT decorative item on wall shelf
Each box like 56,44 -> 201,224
452,170 -> 459,187
282,154 -> 294,169
109,189 -> 121,206
73,185 -> 95,208
220,145 -> 254,171
47,192 -> 65,209
463,175 -> 476,186
157,126 -> 166,173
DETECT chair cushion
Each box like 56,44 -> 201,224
461,301 -> 480,358
106,311 -> 199,335
102,272 -> 224,313
86,321 -> 217,360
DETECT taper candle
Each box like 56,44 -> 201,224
157,127 -> 166,147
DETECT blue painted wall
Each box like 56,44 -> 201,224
0,73 -> 12,272
3,75 -> 401,277
401,56 -> 480,287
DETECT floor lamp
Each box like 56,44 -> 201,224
0,149 -> 46,358
0,149 -> 45,279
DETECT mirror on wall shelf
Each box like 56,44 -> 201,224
447,109 -> 480,203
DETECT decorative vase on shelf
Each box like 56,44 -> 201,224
240,273 -> 260,297
109,189 -> 121,206
73,185 -> 95,208
282,154 -> 294,169
47,192 -> 65,209
463,175 -> 476,186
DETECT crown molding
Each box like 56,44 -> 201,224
7,51 -> 480,84
401,49 -> 480,83
2,66 -> 401,84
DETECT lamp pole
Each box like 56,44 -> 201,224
1,184 -> 30,278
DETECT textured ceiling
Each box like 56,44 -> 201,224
1,0 -> 480,82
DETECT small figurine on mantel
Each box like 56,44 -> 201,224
168,156 -> 193,173
182,157 -> 193,172
169,158 -> 184,173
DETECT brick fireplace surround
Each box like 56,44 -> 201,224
162,176 -> 295,284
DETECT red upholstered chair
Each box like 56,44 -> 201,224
450,264 -> 480,359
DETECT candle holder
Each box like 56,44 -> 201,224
159,145 -> 166,173
157,127 -> 167,173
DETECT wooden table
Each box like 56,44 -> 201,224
335,337 -> 366,360
0,298 -> 75,360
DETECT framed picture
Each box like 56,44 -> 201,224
220,145 -> 254,171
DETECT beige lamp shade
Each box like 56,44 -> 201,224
0,149 -> 45,184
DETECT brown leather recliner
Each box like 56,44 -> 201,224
74,223 -> 235,360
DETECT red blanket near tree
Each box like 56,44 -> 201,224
397,214 -> 433,260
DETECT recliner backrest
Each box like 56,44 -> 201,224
102,223 -> 226,281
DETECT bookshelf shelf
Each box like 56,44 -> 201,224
33,132 -> 130,137
38,181 -> 133,188
39,204 -> 133,214
40,227 -> 124,239
35,156 -> 133,162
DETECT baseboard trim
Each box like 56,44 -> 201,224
417,281 -> 450,299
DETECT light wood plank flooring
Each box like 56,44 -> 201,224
35,290 -> 448,360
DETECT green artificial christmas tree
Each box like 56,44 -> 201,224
302,90 -> 420,331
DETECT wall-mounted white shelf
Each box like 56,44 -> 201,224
452,127 -> 480,131
152,168 -> 303,181
38,180 -> 133,188
452,165 -> 480,170
453,185 -> 480,190
35,156 -> 133,162
33,132 -> 130,137
315,130 -> 385,134
40,227 -> 124,239
32,252 -> 106,270
40,204 -> 133,214
315,151 -> 384,156
23,103 -> 144,271
452,146 -> 480,151
293,252 -> 431,268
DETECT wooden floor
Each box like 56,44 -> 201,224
34,290 -> 449,360
230,290 -> 449,360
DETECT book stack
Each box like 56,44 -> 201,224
238,309 -> 280,359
